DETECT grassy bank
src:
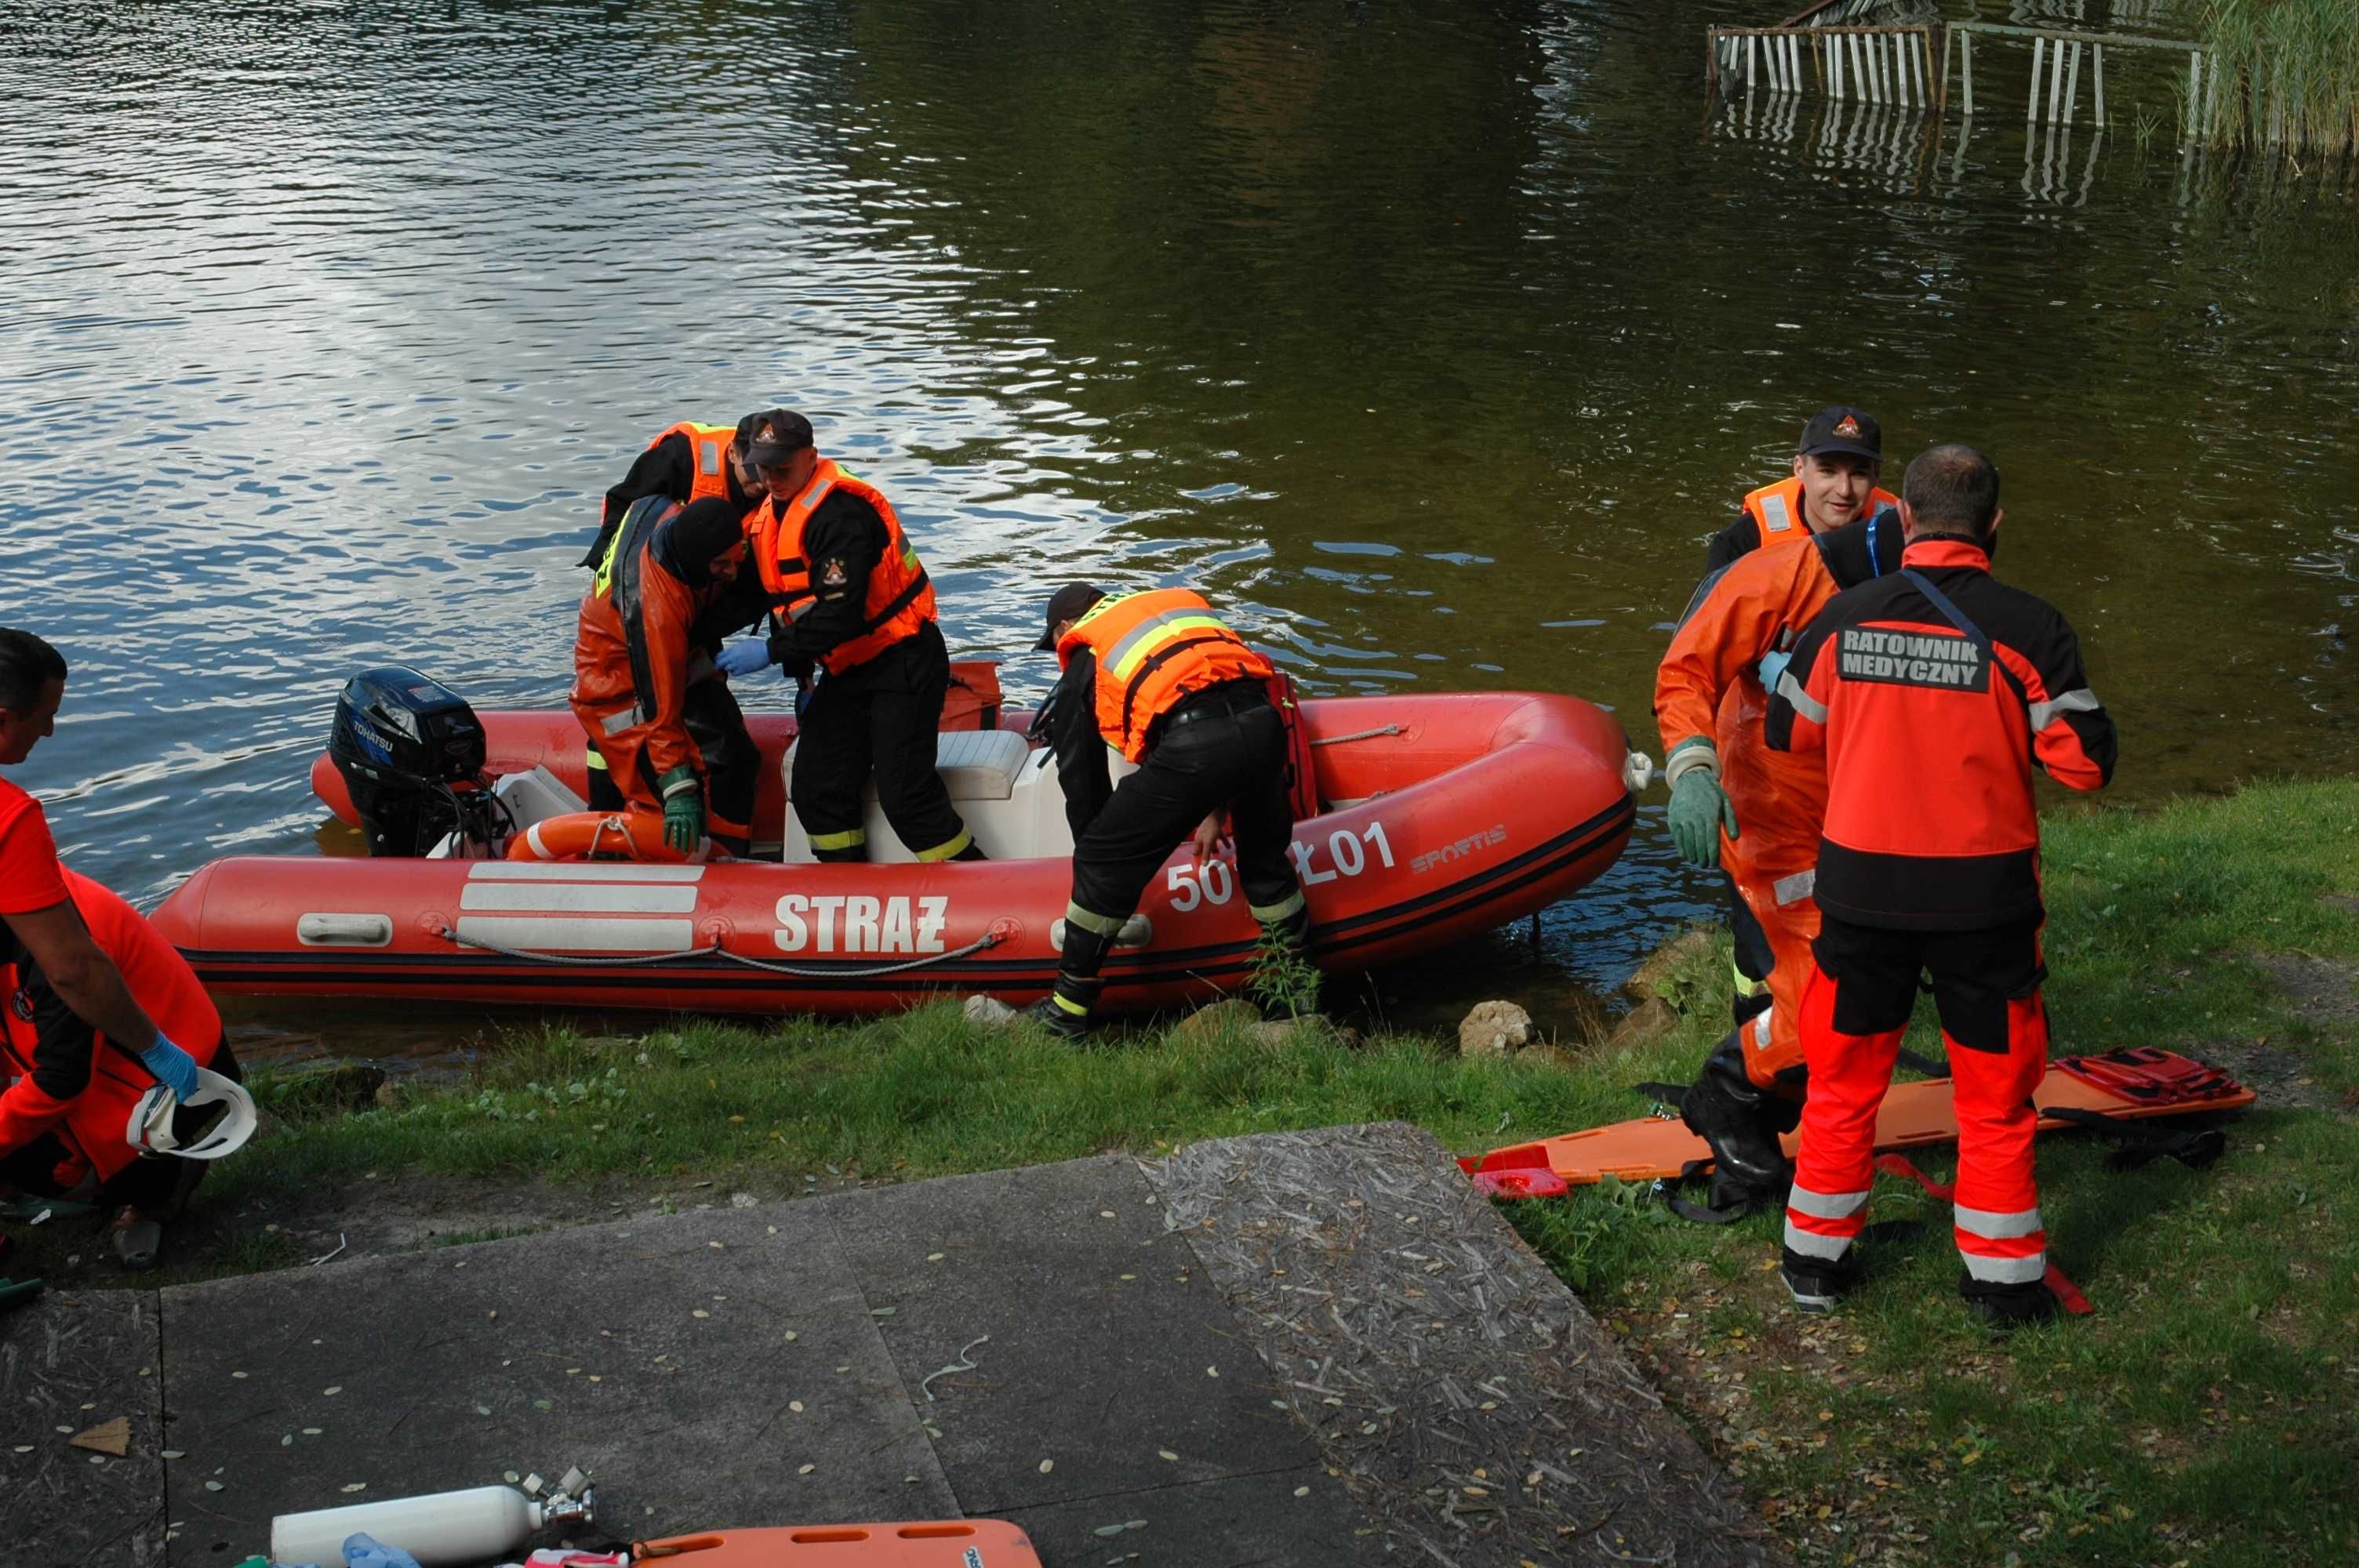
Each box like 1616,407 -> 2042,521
14,779 -> 2359,1564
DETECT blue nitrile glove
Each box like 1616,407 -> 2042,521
343,1534 -> 423,1568
139,1034 -> 201,1101
1757,648 -> 1792,695
656,765 -> 703,853
716,639 -> 773,677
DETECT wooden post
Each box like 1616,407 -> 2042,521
1961,28 -> 1974,117
2063,40 -> 2081,127
2185,50 -> 2201,143
1747,32 -> 1758,94
1830,30 -> 1845,100
2047,38 -> 2067,124
2029,36 -> 2045,125
2092,42 -> 2105,129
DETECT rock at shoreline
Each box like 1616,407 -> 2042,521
963,995 -> 1020,1028
1176,999 -> 1263,1038
1622,927 -> 1714,1005
1606,996 -> 1679,1050
1458,1000 -> 1535,1058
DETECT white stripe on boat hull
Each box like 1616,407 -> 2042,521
459,884 -> 700,914
455,916 -> 696,952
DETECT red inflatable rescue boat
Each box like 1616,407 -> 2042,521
150,682 -> 1643,1018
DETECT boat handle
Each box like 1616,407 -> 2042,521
296,913 -> 395,948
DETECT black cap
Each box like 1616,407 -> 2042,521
1797,405 -> 1881,463
1035,583 -> 1107,651
738,408 -> 814,468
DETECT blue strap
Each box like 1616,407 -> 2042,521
1866,510 -> 1885,576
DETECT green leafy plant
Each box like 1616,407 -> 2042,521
1247,923 -> 1323,1018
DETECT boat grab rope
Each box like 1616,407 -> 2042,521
1310,724 -> 1403,746
436,924 -> 1003,978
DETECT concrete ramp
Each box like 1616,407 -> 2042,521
2,1122 -> 1780,1567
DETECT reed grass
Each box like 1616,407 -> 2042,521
2198,0 -> 2359,154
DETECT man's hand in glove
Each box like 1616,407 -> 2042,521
657,766 -> 704,854
716,640 -> 773,677
1665,740 -> 1739,868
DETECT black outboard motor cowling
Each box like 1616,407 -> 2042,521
329,666 -> 493,857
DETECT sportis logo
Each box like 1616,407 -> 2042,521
1837,627 -> 1988,692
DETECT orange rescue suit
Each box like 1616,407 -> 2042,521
746,457 -> 936,675
1,869 -> 226,1187
1056,588 -> 1275,761
1656,528 -> 1868,1089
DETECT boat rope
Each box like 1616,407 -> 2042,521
436,925 -> 1002,978
1310,724 -> 1403,746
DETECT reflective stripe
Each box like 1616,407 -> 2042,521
584,749 -> 609,771
1751,1009 -> 1773,1049
1759,492 -> 1794,534
1249,890 -> 1306,923
1961,1251 -> 2047,1284
1786,1183 -> 1870,1221
1954,1203 -> 2044,1240
796,471 -> 834,512
1064,901 -> 1130,937
809,827 -> 867,850
1052,991 -> 1091,1016
697,436 -> 723,476
1730,961 -> 1767,999
1776,667 -> 1826,724
1103,612 -> 1230,680
599,708 -> 637,736
2027,688 -> 2102,732
911,827 -> 972,863
1772,869 -> 1816,907
1782,1218 -> 1852,1260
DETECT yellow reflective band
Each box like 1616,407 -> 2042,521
912,828 -> 972,863
809,827 -> 867,850
1063,901 -> 1130,937
1105,615 -> 1227,681
1052,992 -> 1090,1015
584,750 -> 609,771
1731,961 -> 1767,999
1249,891 -> 1307,923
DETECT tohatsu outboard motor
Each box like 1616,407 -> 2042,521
327,666 -> 505,856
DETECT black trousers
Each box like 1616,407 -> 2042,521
1727,872 -> 1776,1029
0,1037 -> 242,1213
791,620 -> 969,862
1063,697 -> 1302,980
587,676 -> 760,847
1811,914 -> 2048,1053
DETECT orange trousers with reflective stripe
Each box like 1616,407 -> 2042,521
1785,918 -> 2051,1287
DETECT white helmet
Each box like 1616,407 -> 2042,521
125,1067 -> 258,1161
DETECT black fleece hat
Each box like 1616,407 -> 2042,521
1035,583 -> 1107,651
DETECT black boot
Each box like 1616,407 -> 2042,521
950,840 -> 987,862
1781,1245 -> 1858,1314
1679,1031 -> 1796,1199
1959,1272 -> 2060,1333
1023,976 -> 1102,1040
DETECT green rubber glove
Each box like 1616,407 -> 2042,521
656,765 -> 703,854
1668,767 -> 1739,868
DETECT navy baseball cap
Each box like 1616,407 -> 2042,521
1798,405 -> 1881,462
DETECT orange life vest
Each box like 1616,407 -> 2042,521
747,457 -> 936,675
1056,589 -> 1275,761
1742,476 -> 1901,548
650,421 -> 741,506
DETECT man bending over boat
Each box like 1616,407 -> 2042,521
1652,503 -> 1903,1212
0,629 -> 242,1273
1023,584 -> 1310,1037
573,499 -> 764,855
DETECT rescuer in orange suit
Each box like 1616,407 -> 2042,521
1655,504 -> 1904,1203
1656,405 -> 1897,1207
1765,445 -> 2115,1328
732,413 -> 980,863
572,496 -> 761,856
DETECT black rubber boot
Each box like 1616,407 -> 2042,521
1023,977 -> 1101,1040
1678,1032 -> 1796,1198
950,840 -> 987,862
1960,1272 -> 2061,1333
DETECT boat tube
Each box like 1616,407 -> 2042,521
151,684 -> 1644,1018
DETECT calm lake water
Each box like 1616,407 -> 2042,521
4,0 -> 2354,1056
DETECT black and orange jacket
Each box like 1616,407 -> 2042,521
1764,537 -> 2116,930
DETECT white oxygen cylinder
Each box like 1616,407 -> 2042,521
271,1483 -> 591,1568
